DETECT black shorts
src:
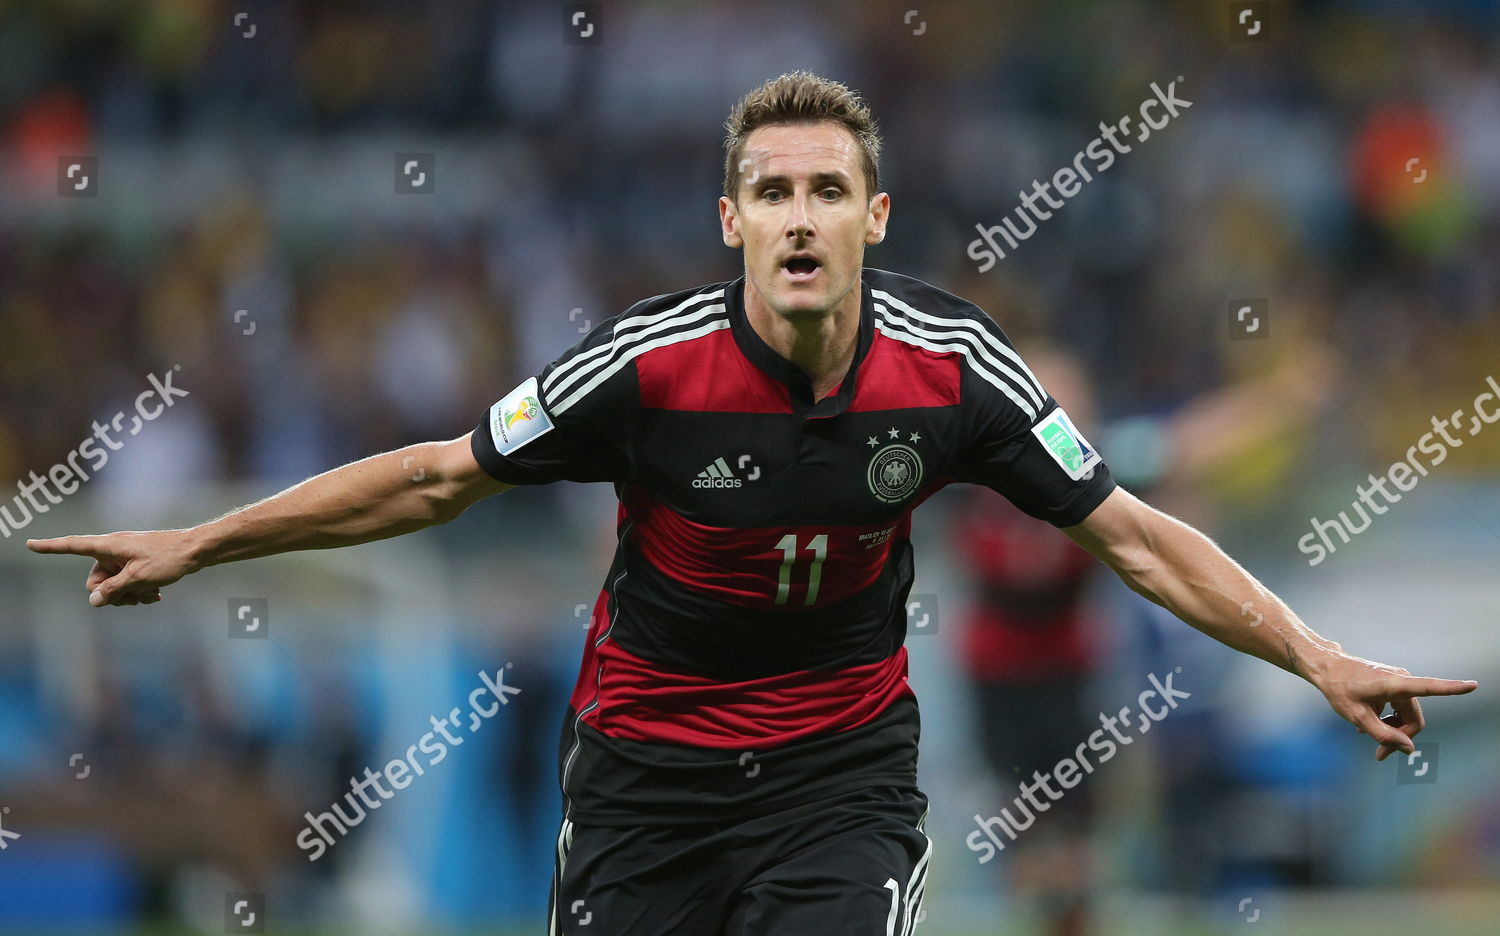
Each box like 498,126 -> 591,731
973,675 -> 1093,816
547,785 -> 932,935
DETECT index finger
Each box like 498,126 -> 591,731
1398,677 -> 1479,697
25,535 -> 109,557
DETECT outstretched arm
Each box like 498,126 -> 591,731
1063,486 -> 1478,761
27,432 -> 510,607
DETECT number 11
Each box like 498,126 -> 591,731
775,533 -> 828,605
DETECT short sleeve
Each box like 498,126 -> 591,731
471,319 -> 636,485
949,319 -> 1116,527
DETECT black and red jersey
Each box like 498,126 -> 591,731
952,484 -> 1101,682
471,267 -> 1116,826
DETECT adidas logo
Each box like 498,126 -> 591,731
693,456 -> 743,489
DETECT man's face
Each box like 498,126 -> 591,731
720,121 -> 889,319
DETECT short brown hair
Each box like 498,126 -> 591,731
722,70 -> 881,202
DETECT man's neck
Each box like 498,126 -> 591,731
743,278 -> 862,401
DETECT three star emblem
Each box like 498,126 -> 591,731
868,427 -> 922,448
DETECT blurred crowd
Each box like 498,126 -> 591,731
1,0 -> 1497,494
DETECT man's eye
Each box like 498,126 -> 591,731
820,188 -> 842,200
763,190 -> 782,202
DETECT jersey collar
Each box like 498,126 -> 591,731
726,270 -> 875,419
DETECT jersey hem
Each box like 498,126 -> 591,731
1048,469 -> 1118,528
470,416 -> 545,485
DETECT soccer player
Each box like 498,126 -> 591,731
27,72 -> 1476,933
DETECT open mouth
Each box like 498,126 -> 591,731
783,256 -> 821,280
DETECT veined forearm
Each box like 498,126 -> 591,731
188,442 -> 466,568
1108,510 -> 1342,681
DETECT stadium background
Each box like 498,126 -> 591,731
1,0 -> 1497,933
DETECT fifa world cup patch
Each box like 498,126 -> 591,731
488,376 -> 555,455
1031,406 -> 1101,480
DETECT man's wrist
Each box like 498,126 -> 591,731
1290,635 -> 1344,688
182,522 -> 221,572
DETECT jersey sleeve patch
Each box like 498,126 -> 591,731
487,376 -> 555,455
1030,406 -> 1101,481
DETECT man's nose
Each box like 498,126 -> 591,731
786,193 -> 813,239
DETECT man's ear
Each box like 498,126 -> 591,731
719,196 -> 744,249
865,192 -> 890,246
